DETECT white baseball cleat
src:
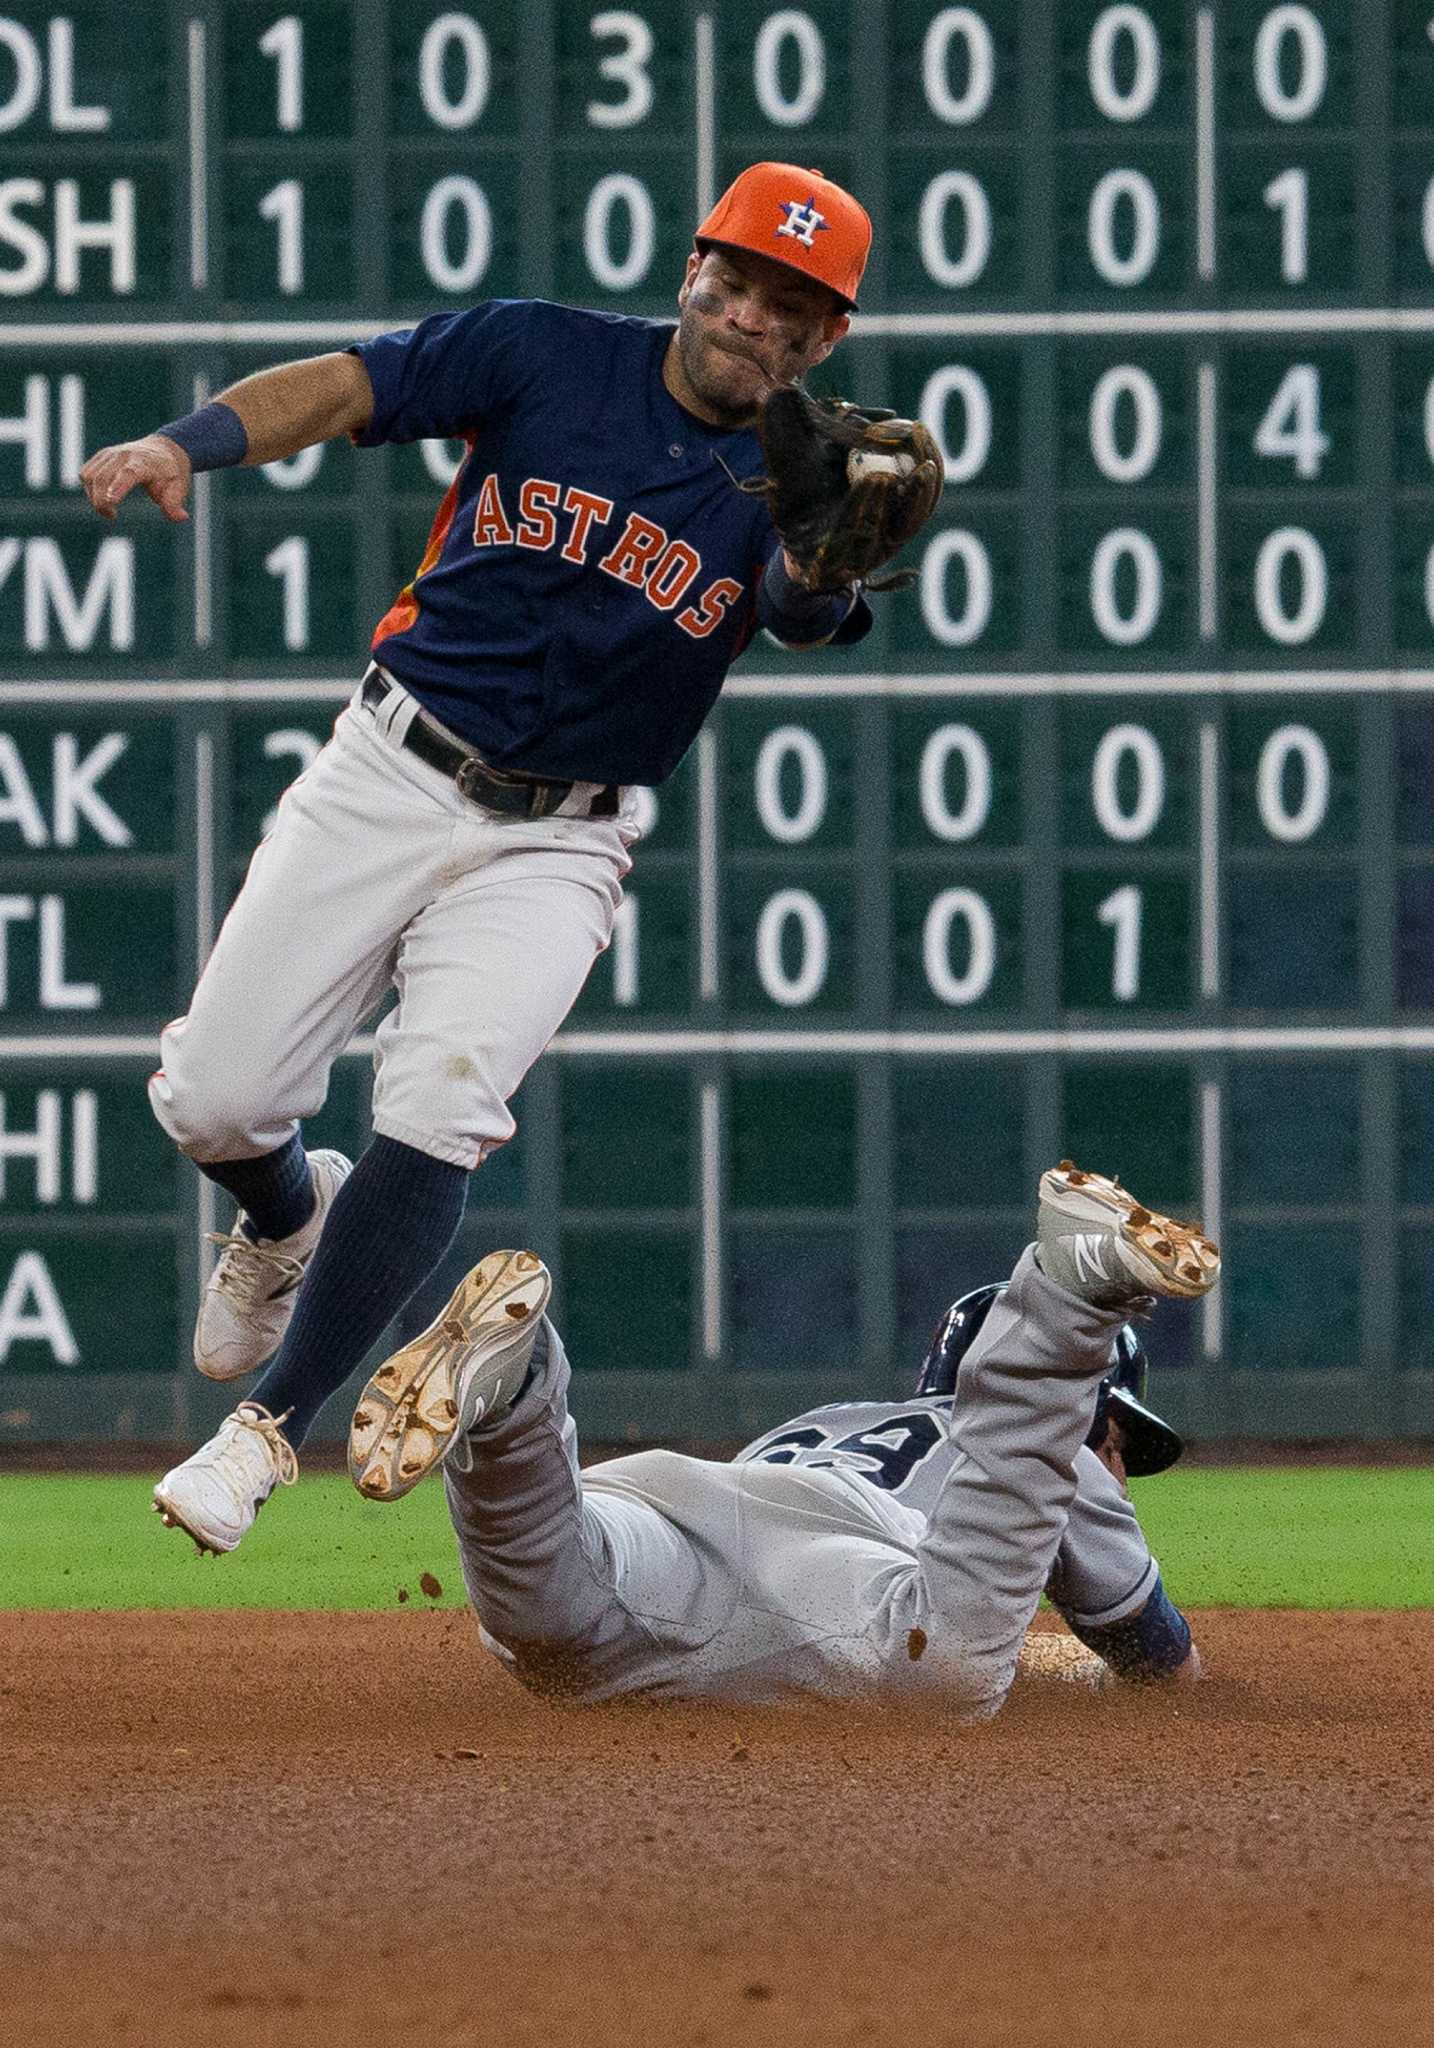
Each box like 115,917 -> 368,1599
348,1250 -> 551,1502
152,1403 -> 298,1556
1036,1161 -> 1220,1308
194,1148 -> 352,1381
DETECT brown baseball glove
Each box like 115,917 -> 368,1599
752,386 -> 943,595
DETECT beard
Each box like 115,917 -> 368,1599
674,313 -> 773,427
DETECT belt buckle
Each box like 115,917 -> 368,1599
455,751 -> 536,817
454,753 -> 494,805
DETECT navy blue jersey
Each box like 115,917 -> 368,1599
351,298 -> 870,786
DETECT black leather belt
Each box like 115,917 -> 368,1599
361,669 -> 619,820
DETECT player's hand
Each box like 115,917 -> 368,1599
80,436 -> 194,523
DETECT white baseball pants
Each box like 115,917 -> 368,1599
148,679 -> 636,1170
443,1247 -> 1126,1712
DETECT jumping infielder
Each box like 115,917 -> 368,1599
342,1163 -> 1217,1714
77,164 -> 937,1554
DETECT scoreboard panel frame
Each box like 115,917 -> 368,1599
4,670 -> 1433,1444
5,0 -> 1434,1442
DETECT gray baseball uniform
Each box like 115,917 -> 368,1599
736,1401 -> 1159,1640
443,1244 -> 1152,1715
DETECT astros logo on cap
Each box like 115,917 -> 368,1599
776,195 -> 831,249
694,161 -> 872,309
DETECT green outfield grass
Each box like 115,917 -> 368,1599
2,1466 -> 1431,1611
2,1471 -> 469,1612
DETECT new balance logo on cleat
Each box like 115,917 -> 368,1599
1070,1235 -> 1111,1285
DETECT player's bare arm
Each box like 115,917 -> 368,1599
213,352 -> 376,463
80,351 -> 375,523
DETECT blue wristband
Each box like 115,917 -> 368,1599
758,549 -> 856,644
155,400 -> 249,472
1064,1573 -> 1193,1681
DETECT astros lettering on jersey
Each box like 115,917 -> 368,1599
464,470 -> 740,642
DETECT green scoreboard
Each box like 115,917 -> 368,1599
3,0 -> 1434,1445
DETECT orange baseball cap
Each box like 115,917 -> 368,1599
695,162 -> 872,310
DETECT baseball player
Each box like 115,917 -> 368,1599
346,1162 -> 1216,1714
76,164 -> 937,1556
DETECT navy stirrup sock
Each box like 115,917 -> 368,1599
199,1132 -> 314,1242
250,1135 -> 470,1448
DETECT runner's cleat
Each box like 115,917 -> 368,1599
348,1251 -> 550,1502
1036,1161 -> 1220,1308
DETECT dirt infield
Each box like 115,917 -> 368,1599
2,1609 -> 1430,2048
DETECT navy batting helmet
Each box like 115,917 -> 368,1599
914,1283 -> 1184,1477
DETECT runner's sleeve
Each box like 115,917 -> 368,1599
1047,1452 -> 1194,1679
348,299 -> 539,447
1045,1445 -> 1159,1630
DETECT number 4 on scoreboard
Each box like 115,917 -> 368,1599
1254,365 -> 1329,481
